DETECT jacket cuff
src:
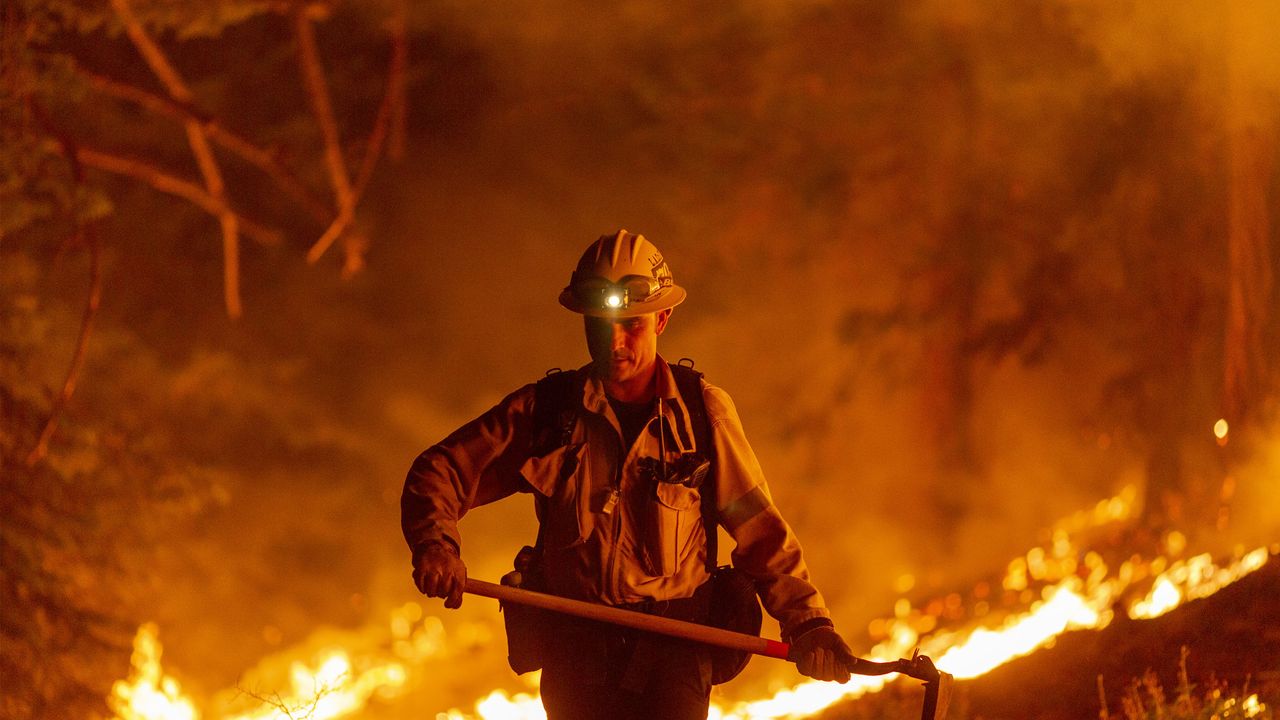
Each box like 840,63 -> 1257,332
784,615 -> 834,643
412,534 -> 460,558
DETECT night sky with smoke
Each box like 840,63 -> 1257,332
4,1 -> 1278,716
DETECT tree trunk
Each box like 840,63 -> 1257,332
1223,1 -> 1276,428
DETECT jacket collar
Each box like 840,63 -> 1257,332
578,355 -> 697,453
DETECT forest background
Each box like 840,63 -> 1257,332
3,1 -> 1278,718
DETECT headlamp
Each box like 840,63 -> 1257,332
571,274 -> 666,311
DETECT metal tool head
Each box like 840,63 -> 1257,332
897,653 -> 953,720
931,670 -> 954,720
833,651 -> 954,720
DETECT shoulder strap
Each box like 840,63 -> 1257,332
529,369 -> 582,551
532,369 -> 582,455
669,360 -> 718,573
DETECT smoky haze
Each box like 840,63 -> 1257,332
9,0 -> 1279,714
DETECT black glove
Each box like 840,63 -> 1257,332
792,625 -> 856,683
412,540 -> 467,609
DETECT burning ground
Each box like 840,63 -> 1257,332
102,486 -> 1279,720
954,557 -> 1280,720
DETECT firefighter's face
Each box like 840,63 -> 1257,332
584,309 -> 671,384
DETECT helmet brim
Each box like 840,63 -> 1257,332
558,285 -> 687,318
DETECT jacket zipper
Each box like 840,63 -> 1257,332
604,419 -> 626,603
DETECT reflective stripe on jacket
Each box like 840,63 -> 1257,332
401,357 -> 831,636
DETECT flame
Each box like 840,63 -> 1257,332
452,538 -> 1273,720
1130,576 -> 1182,618
222,650 -> 409,720
698,579 -> 1113,720
217,601 -> 445,720
929,581 -> 1108,679
109,602 -> 447,720
684,487 -> 1144,719
439,690 -> 548,720
704,542 -> 1272,720
107,483 -> 1275,720
1128,548 -> 1271,619
109,623 -> 200,720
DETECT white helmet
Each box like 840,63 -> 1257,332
558,230 -> 687,317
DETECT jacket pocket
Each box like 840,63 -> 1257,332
521,443 -> 589,549
644,482 -> 702,577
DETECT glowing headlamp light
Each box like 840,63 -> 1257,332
572,274 -> 666,311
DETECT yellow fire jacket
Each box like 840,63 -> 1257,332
401,358 -> 832,638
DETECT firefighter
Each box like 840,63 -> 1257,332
402,230 -> 855,720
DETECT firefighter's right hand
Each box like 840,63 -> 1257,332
412,540 -> 467,609
792,626 -> 856,683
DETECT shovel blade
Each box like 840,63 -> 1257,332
922,670 -> 954,720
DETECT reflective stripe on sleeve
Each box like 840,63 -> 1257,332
720,485 -> 772,532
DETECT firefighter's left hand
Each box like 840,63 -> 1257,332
412,540 -> 467,609
792,626 -> 856,683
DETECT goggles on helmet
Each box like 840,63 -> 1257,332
570,273 -> 668,311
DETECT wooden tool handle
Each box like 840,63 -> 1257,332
464,578 -> 792,660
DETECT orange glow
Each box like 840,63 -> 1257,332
107,484 -> 1274,720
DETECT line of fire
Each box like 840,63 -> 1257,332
3,3 -> 1278,720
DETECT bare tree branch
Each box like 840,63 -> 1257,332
106,0 -> 190,103
109,0 -> 244,317
339,232 -> 369,278
330,0 -> 408,279
294,6 -> 359,265
73,147 -> 282,246
219,211 -> 243,317
306,204 -> 354,266
79,69 -> 333,224
23,101 -> 101,469
353,0 -> 409,198
350,66 -> 392,200
26,226 -> 100,468
189,127 -> 243,316
235,675 -> 343,720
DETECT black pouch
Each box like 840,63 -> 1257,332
707,565 -> 762,684
500,545 -> 548,674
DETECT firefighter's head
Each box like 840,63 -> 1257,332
558,229 -> 685,318
562,230 -> 684,385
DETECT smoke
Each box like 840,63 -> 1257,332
368,0 -> 1271,684
20,0 -> 1278,712
364,0 -> 1280,664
